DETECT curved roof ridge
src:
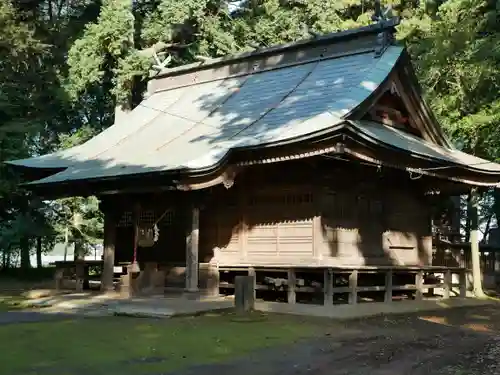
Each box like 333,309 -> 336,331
153,19 -> 400,81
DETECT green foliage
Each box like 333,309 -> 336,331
50,196 -> 103,255
0,0 -> 107,267
400,0 -> 500,226
403,0 -> 500,160
0,1 -> 52,269
66,0 -> 135,105
52,126 -> 104,258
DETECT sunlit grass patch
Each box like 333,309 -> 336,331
0,312 -> 320,375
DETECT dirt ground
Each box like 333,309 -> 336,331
171,304 -> 500,375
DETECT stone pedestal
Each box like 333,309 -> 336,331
206,263 -> 220,297
120,265 -> 140,299
54,268 -> 64,291
234,275 -> 255,313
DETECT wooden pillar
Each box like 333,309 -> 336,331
468,189 -> 486,298
443,269 -> 452,299
248,267 -> 256,300
287,269 -> 296,304
384,270 -> 393,303
459,269 -> 467,297
74,239 -> 85,292
415,270 -> 424,300
323,268 -> 334,306
185,206 -> 200,292
348,270 -> 358,305
130,202 -> 141,273
101,207 -> 116,293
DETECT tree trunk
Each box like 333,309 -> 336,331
74,238 -> 84,262
74,238 -> 85,292
450,196 -> 461,242
2,248 -> 8,269
492,189 -> 500,221
468,189 -> 486,298
36,237 -> 43,268
482,213 -> 493,243
63,226 -> 69,262
20,238 -> 31,270
6,250 -> 11,269
464,196 -> 471,243
101,210 -> 116,293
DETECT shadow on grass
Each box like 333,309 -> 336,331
0,312 -> 320,375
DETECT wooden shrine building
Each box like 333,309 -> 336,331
8,19 -> 500,301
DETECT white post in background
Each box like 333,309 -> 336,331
469,188 -> 486,298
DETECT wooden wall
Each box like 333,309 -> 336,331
319,187 -> 432,266
111,158 -> 434,269
200,160 -> 433,267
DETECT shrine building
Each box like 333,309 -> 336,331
8,19 -> 500,303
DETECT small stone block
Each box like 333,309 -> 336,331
120,274 -> 132,299
206,264 -> 220,297
54,269 -> 64,290
234,275 -> 255,313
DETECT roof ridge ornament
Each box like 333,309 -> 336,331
371,0 -> 394,23
304,24 -> 321,39
194,55 -> 213,63
138,42 -> 176,78
372,0 -> 396,58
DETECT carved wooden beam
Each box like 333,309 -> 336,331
368,104 -> 409,126
176,166 -> 240,191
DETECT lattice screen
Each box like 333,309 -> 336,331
356,194 -> 383,216
248,192 -> 314,206
139,210 -> 155,226
324,189 -> 384,219
116,209 -> 175,227
117,211 -> 132,227
158,210 -> 174,226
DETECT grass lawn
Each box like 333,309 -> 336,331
0,312 -> 320,375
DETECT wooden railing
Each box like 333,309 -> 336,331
218,265 -> 467,305
53,260 -> 104,291
433,248 -> 500,274
52,260 -> 469,304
